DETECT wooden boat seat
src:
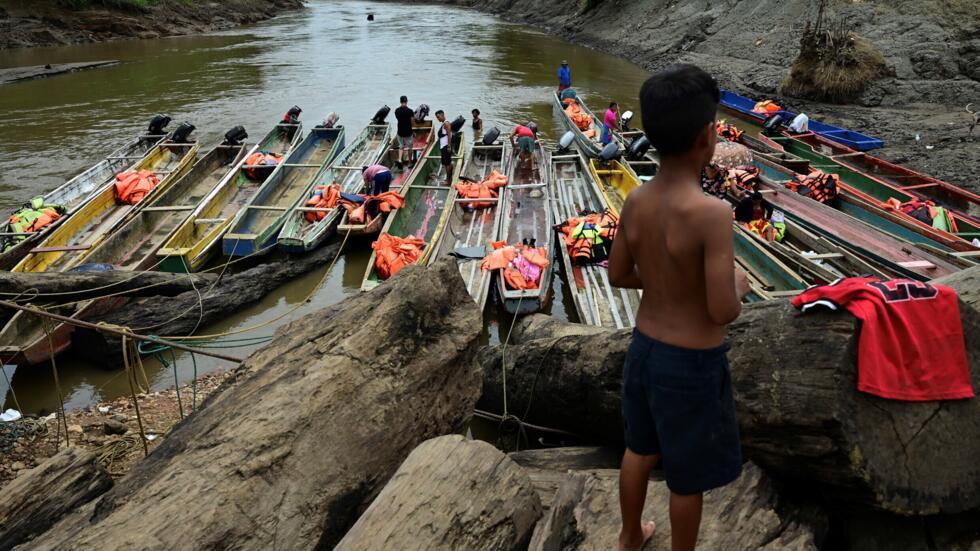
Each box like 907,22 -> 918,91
244,205 -> 288,211
141,206 -> 196,212
29,245 -> 91,253
194,218 -> 225,224
897,261 -> 937,270
804,253 -> 844,259
900,183 -> 940,191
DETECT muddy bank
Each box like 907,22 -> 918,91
394,0 -> 979,192
0,0 -> 304,50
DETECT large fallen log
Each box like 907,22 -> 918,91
511,449 -> 825,551
23,258 -> 483,550
0,270 -> 216,303
0,448 -> 112,551
479,269 -> 980,514
72,242 -> 340,367
336,435 -> 542,550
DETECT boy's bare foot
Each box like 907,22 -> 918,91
618,520 -> 656,551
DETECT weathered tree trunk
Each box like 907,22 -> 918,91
0,270 -> 216,302
24,258 -> 483,550
479,268 -> 980,514
0,448 -> 112,551
336,435 -> 542,551
72,242 -> 340,367
511,449 -> 826,551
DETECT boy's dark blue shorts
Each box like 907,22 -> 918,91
622,330 -> 742,495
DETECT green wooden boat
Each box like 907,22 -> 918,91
732,224 -> 807,302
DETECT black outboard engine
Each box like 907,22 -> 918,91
371,105 -> 390,125
621,110 -> 634,132
170,122 -> 196,144
762,113 -> 785,136
414,104 -> 430,122
450,115 -> 466,133
597,141 -> 621,162
223,126 -> 248,146
482,127 -> 501,146
625,135 -> 651,161
556,131 -> 575,154
148,114 -> 171,136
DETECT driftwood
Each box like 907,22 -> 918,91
0,270 -> 215,303
0,448 -> 112,551
24,258 -> 483,550
336,435 -> 542,551
479,268 -> 980,514
72,242 -> 340,367
508,447 -> 825,551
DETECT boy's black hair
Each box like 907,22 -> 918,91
609,102 -> 618,108
472,108 -> 480,116
639,64 -> 719,156
400,95 -> 408,104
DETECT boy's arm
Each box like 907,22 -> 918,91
608,199 -> 643,289
700,200 -> 747,324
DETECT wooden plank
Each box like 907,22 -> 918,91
897,261 -> 937,269
805,253 -> 844,259
140,206 -> 196,212
29,245 -> 91,253
245,205 -> 288,211
953,251 -> 980,258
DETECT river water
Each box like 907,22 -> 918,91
0,0 -> 653,414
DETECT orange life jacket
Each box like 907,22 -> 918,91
455,170 -> 509,210
884,198 -> 959,232
786,170 -> 840,204
244,152 -> 282,181
724,166 -> 761,193
559,210 -> 619,264
304,184 -> 342,222
372,232 -> 425,280
744,219 -> 776,241
114,170 -> 160,205
344,192 -> 405,225
716,122 -> 744,142
564,101 -> 594,132
482,243 -> 549,289
752,100 -> 781,114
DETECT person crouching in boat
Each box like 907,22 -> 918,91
435,110 -> 454,187
734,191 -> 779,241
509,123 -> 538,171
602,102 -> 620,145
363,164 -> 393,219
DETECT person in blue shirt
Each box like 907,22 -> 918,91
558,60 -> 571,92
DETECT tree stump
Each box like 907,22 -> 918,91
336,435 -> 542,551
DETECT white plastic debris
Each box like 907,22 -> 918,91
145,434 -> 158,441
925,145 -> 934,150
1,408 -> 22,422
98,406 -> 111,414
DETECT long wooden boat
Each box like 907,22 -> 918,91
223,126 -> 344,257
0,129 -> 168,270
553,90 -> 604,157
277,123 -> 393,253
751,157 -> 965,280
428,136 -> 510,311
587,158 -> 639,214
720,89 -> 884,151
360,130 -> 465,292
551,149 -> 639,327
157,122 -> 300,272
335,121 -> 435,237
494,141 -> 553,315
732,224 -> 807,301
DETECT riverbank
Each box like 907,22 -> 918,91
392,0 -> 980,193
0,0 -> 305,49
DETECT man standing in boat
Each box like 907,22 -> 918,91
435,110 -> 454,187
602,101 -> 620,145
558,60 -> 571,92
395,96 -> 415,169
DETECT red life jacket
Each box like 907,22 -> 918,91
786,171 -> 840,204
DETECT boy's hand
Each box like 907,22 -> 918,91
735,267 -> 751,299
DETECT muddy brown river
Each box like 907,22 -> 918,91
0,0 -> 654,414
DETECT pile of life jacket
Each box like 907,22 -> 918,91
481,241 -> 550,290
885,198 -> 958,232
563,98 -> 596,138
715,121 -> 744,142
786,170 -> 841,205
742,210 -> 787,243
304,183 -> 342,222
455,170 -> 509,210
3,197 -> 66,251
557,209 -> 619,264
752,100 -> 781,114
724,165 -> 761,194
114,170 -> 160,205
372,232 -> 424,280
244,151 -> 283,181
342,192 -> 404,225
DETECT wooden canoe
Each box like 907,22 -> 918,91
732,224 -> 807,301
335,121 -> 435,237
157,122 -> 300,272
360,129 -> 464,292
223,126 -> 344,257
0,130 -> 167,270
427,137 -> 511,311
493,141 -> 553,315
551,148 -> 640,328
277,123 -> 393,253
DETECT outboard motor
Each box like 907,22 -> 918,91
371,105 -> 390,125
621,110 -> 634,132
597,141 -> 621,162
625,134 -> 651,161
414,104 -> 430,122
450,115 -> 466,133
222,125 -> 248,146
526,121 -> 539,136
170,122 -> 196,144
318,112 -> 340,129
762,113 -> 785,136
482,127 -> 501,146
556,131 -> 575,154
148,114 -> 171,136
283,105 -> 302,124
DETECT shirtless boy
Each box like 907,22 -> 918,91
608,64 -> 751,551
